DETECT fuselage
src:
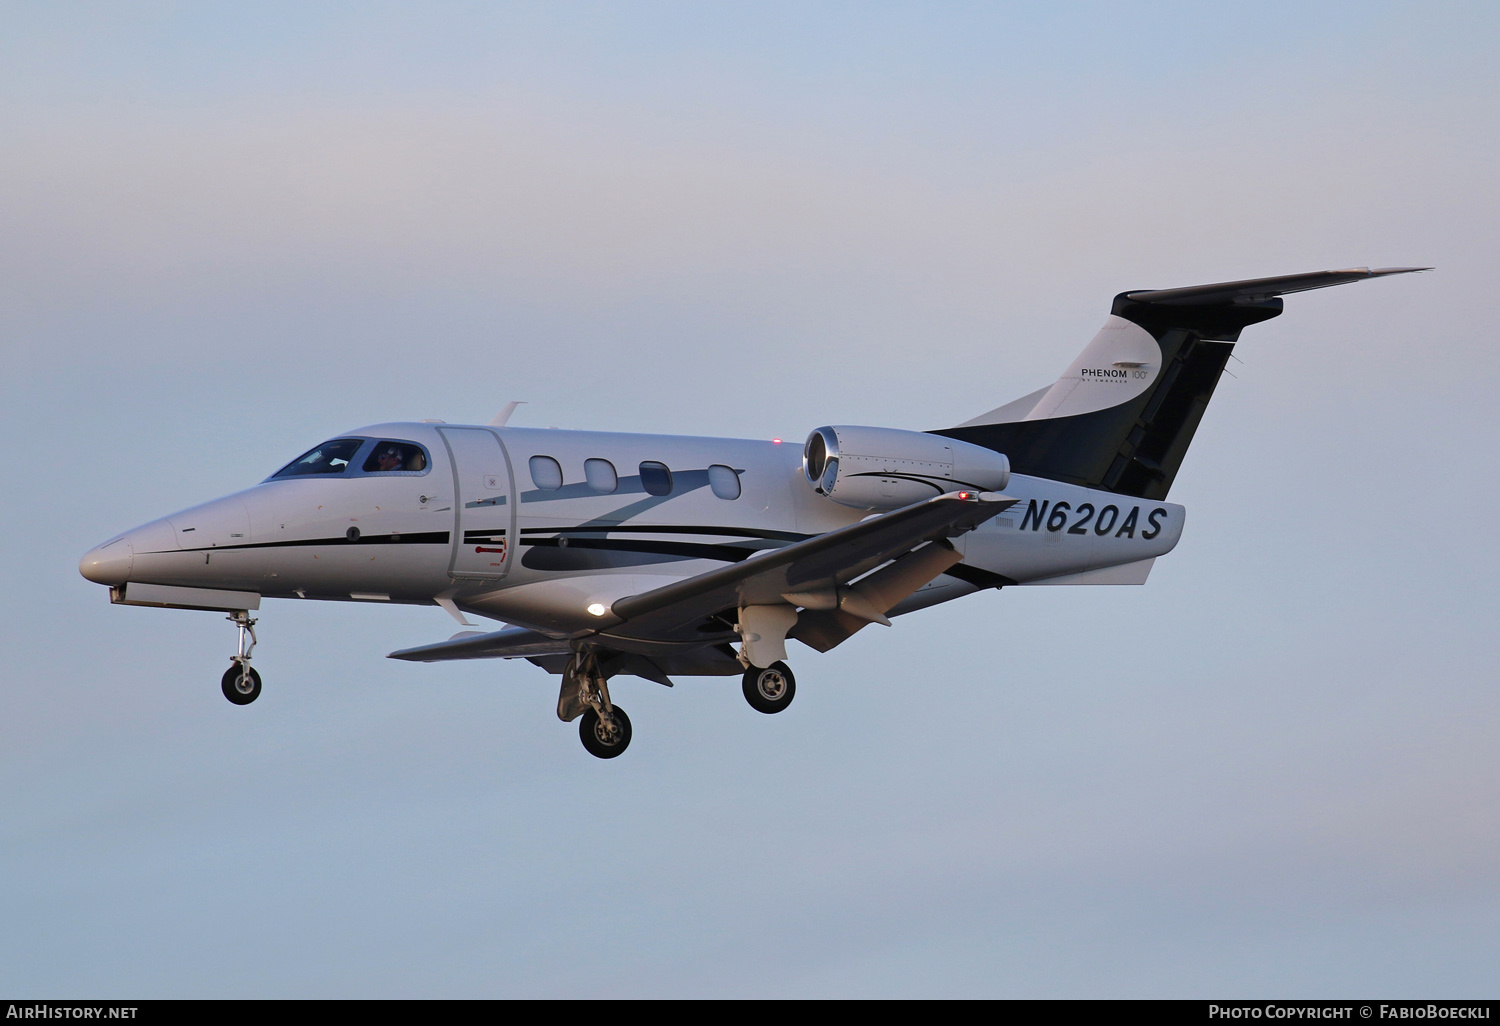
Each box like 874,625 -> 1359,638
80,421 -> 1185,644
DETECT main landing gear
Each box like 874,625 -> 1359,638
742,661 -> 796,714
580,705 -> 632,759
221,610 -> 261,705
561,651 -> 632,759
559,651 -> 798,756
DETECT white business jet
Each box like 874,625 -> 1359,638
79,268 -> 1425,758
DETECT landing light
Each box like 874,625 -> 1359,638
772,438 -> 782,444
587,603 -> 608,617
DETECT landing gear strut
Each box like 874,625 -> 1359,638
221,610 -> 261,705
742,661 -> 795,714
563,650 -> 632,759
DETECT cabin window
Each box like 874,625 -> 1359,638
271,438 -> 365,478
362,441 -> 428,474
708,464 -> 741,500
529,456 -> 564,491
584,458 -> 618,493
639,461 -> 673,496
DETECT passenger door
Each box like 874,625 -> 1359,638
438,426 -> 516,581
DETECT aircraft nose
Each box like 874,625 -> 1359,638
79,535 -> 134,586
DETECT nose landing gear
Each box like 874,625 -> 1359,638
221,611 -> 261,705
221,662 -> 262,705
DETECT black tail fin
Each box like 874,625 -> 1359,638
933,267 -> 1427,501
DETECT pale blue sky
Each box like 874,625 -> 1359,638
1,2 -> 1496,996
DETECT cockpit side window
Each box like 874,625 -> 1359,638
362,441 -> 429,474
272,438 -> 366,478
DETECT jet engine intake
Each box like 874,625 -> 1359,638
803,425 -> 1010,511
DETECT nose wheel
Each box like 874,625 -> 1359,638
742,661 -> 795,714
222,663 -> 262,705
221,610 -> 262,705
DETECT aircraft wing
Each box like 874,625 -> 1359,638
388,624 -> 573,663
606,490 -> 1016,640
389,490 -> 1015,663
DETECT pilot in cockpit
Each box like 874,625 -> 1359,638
363,442 -> 428,474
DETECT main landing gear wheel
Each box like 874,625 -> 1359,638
579,705 -> 632,759
742,661 -> 795,714
221,663 -> 262,705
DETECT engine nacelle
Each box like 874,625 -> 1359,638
802,425 -> 1010,511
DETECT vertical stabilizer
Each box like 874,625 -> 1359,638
933,267 -> 1427,500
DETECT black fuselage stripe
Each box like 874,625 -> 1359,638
846,471 -> 991,491
167,525 -> 802,553
521,537 -> 758,563
518,524 -> 808,541
173,532 -> 451,552
164,532 -> 1002,583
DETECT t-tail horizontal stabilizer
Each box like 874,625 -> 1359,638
936,266 -> 1429,501
1124,266 -> 1430,306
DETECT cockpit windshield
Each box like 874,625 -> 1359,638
271,438 -> 365,478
